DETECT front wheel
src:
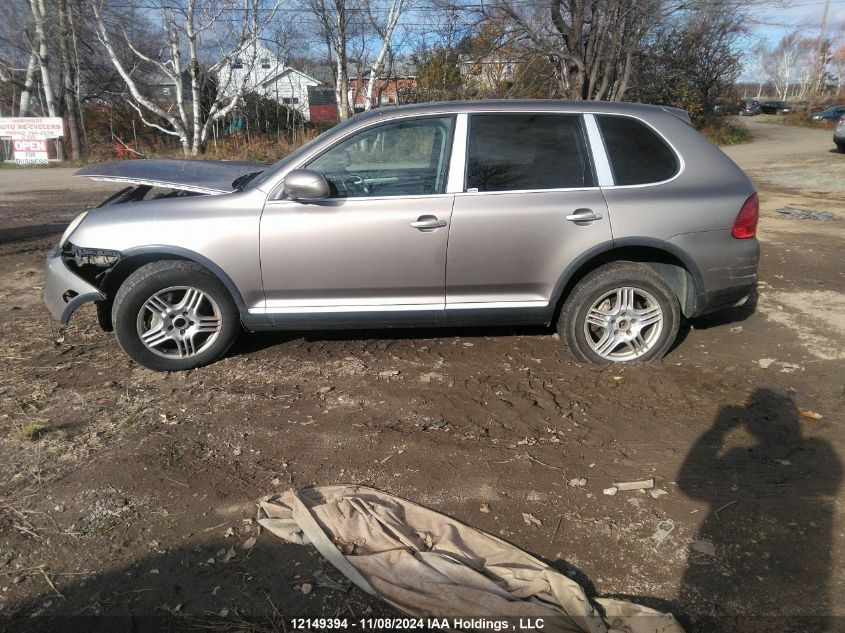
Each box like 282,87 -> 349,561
557,262 -> 680,364
112,260 -> 239,371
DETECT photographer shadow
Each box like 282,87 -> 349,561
675,388 -> 841,632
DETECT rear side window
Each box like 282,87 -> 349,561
596,115 -> 679,186
466,114 -> 594,192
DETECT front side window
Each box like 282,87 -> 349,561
307,116 -> 454,198
465,114 -> 594,192
596,115 -> 679,186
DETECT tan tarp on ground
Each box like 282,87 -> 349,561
258,485 -> 684,633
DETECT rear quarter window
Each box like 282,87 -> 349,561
596,115 -> 679,186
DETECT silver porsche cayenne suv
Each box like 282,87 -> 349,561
45,100 -> 759,371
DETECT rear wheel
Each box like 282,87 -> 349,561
837,142 -> 845,153
557,262 -> 680,364
112,260 -> 239,371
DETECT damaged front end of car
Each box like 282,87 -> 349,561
44,158 -> 265,329
44,243 -> 113,328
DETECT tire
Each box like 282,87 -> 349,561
837,142 -> 845,153
111,260 -> 239,371
557,262 -> 680,364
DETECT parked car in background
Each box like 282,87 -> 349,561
809,105 -> 845,121
712,101 -> 732,115
45,100 -> 759,371
835,115 -> 845,152
739,99 -> 761,116
760,100 -> 791,114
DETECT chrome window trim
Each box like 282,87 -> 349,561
264,193 -> 455,206
454,186 -> 598,197
583,114 -> 614,187
446,113 -> 468,194
589,112 -> 686,190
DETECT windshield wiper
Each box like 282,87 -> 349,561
232,171 -> 264,191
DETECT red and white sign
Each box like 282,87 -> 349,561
12,138 -> 47,153
0,117 -> 64,140
11,137 -> 49,163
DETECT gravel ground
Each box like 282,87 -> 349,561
0,118 -> 843,633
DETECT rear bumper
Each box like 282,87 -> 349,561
667,230 -> 759,317
44,246 -> 106,326
694,283 -> 757,316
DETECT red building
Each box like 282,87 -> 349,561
349,75 -> 417,109
307,85 -> 339,125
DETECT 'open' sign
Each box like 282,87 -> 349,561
12,139 -> 47,152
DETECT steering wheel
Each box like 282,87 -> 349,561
329,173 -> 369,197
346,174 -> 370,196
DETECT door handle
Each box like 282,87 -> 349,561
410,216 -> 447,230
565,208 -> 603,222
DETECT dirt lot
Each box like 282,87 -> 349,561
0,117 -> 843,633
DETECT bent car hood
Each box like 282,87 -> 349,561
75,159 -> 264,195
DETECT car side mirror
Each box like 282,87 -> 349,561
282,169 -> 330,201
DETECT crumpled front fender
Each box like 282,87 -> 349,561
44,246 -> 106,326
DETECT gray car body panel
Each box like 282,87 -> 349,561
46,99 -> 758,333
835,118 -> 845,146
68,188 -> 266,311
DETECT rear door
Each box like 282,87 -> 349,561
445,112 -> 612,313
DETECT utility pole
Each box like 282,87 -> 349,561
812,0 -> 831,104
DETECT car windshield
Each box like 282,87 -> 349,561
244,116 -> 362,191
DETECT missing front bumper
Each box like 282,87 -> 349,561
44,246 -> 106,326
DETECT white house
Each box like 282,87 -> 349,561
227,43 -> 321,121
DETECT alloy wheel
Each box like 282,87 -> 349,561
135,286 -> 222,359
583,286 -> 664,361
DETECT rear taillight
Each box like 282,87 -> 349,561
732,193 -> 759,239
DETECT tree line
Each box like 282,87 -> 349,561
0,0 -> 833,158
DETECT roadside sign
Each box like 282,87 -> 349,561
12,138 -> 49,164
0,117 -> 64,140
0,117 -> 64,164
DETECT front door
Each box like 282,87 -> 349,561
259,115 -> 455,323
446,113 -> 612,311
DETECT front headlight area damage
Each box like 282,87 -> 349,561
63,244 -> 121,276
44,242 -> 122,328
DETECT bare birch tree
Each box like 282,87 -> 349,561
310,0 -> 355,120
92,0 -> 283,155
28,0 -> 59,118
17,50 -> 39,116
58,0 -> 81,159
766,31 -> 802,100
747,40 -> 769,99
363,0 -> 406,110
832,43 -> 845,97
